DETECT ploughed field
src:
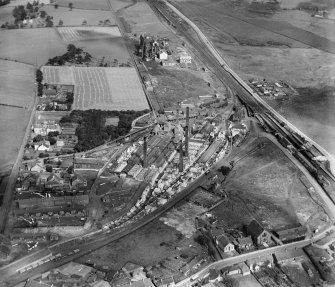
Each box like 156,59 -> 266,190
41,66 -> 149,111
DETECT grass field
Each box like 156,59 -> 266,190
57,26 -> 121,42
121,1 -> 170,35
41,66 -> 149,110
0,28 -> 67,66
41,5 -> 115,26
109,0 -> 134,12
53,0 -> 109,10
266,87 -> 335,158
56,25 -> 130,64
0,60 -> 35,171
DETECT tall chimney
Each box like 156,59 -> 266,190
185,107 -> 189,157
179,140 -> 183,172
143,137 -> 147,168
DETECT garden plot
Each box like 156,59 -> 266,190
41,66 -> 149,111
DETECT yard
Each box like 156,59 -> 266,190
41,66 -> 149,111
0,60 -> 35,172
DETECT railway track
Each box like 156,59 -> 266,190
148,0 -> 264,113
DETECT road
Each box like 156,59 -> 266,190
175,227 -> 332,287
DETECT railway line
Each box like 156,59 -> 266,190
149,0 -> 335,186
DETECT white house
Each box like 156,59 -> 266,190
158,51 -> 168,60
34,141 -> 50,152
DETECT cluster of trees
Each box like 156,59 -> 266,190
60,109 -> 149,151
46,44 -> 92,66
36,69 -> 43,97
32,131 -> 59,145
12,1 -> 41,23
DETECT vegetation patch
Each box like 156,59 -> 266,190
60,109 -> 149,151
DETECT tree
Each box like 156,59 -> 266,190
12,5 -> 27,23
26,2 -> 33,12
48,131 -> 59,137
67,165 -> 74,174
33,134 -> 44,142
219,165 -> 231,176
54,4 -> 58,9
58,19 -> 63,26
82,19 -> 87,25
48,137 -> 56,145
40,10 -> 46,18
68,2 -> 73,10
45,19 -> 53,27
46,165 -> 52,172
36,69 -> 43,83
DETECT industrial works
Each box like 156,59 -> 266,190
1,0 -> 335,286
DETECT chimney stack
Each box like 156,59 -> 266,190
143,137 -> 147,168
179,140 -> 183,172
185,107 -> 189,157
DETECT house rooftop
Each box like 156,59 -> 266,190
237,236 -> 253,246
248,220 -> 265,238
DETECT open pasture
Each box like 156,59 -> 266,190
41,66 -> 149,111
57,26 -> 121,42
0,28 -> 67,66
41,5 -> 115,27
177,1 -> 335,52
0,60 -> 34,171
122,1 -> 170,35
53,0 -> 110,10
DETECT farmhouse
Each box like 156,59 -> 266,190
247,220 -> 272,245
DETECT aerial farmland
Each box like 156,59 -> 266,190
41,66 -> 149,111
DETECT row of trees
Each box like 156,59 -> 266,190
36,69 -> 43,97
60,109 -> 150,152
